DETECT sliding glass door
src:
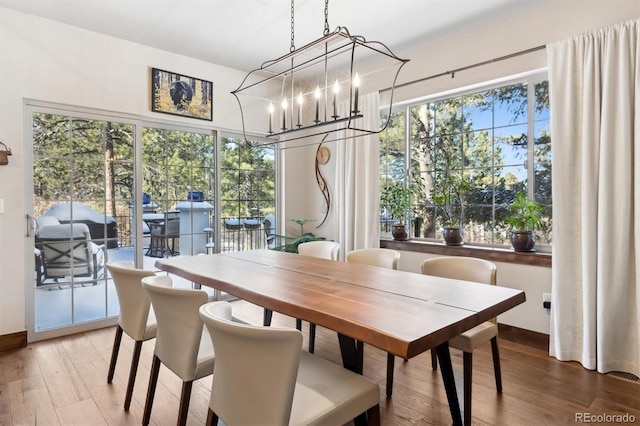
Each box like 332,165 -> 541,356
26,104 -> 277,340
28,106 -> 219,339
31,111 -> 136,334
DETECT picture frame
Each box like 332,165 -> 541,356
151,67 -> 213,121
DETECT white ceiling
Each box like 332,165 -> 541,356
0,0 -> 550,73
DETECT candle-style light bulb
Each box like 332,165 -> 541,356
353,73 -> 360,114
297,93 -> 303,128
332,80 -> 340,119
281,98 -> 288,131
268,102 -> 274,134
314,86 -> 321,123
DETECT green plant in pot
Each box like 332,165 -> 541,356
380,180 -> 412,241
431,172 -> 470,246
270,218 -> 327,253
504,190 -> 543,252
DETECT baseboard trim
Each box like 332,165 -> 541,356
0,330 -> 28,352
498,323 -> 549,352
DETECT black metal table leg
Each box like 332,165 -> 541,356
386,353 -> 395,397
337,333 -> 367,425
263,308 -> 273,326
435,341 -> 463,426
337,333 -> 364,373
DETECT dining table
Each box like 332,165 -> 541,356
155,249 -> 526,426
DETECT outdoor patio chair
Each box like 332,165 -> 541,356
147,211 -> 180,258
263,214 -> 276,248
35,222 -> 106,287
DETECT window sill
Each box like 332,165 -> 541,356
380,238 -> 552,268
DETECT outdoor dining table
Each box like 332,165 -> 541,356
155,249 -> 526,425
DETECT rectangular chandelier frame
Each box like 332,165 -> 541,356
231,26 -> 409,148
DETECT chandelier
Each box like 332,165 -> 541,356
231,0 -> 409,148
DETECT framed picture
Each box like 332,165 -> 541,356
151,68 -> 213,121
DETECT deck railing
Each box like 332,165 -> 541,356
113,213 -> 271,253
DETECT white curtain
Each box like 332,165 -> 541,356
548,19 -> 640,377
334,92 -> 381,260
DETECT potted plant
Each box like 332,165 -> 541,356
504,190 -> 543,252
270,218 -> 327,253
380,180 -> 413,240
431,172 -> 470,246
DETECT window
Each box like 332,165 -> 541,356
219,135 -> 276,252
380,75 -> 552,247
142,127 -> 216,256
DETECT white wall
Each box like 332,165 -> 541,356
1,2 -> 639,339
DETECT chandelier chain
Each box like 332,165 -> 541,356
323,0 -> 330,36
290,0 -> 295,52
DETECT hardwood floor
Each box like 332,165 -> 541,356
1,299 -> 638,425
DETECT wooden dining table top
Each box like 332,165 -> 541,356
155,249 -> 526,360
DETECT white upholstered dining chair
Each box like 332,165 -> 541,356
199,301 -> 381,426
420,256 -> 501,426
105,261 -> 157,410
293,240 -> 341,353
141,275 -> 217,426
345,247 -> 401,397
297,240 -> 340,260
345,247 -> 401,269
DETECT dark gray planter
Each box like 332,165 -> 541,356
510,230 -> 536,251
392,223 -> 409,241
443,227 -> 463,246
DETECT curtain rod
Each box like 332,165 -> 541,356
381,44 -> 546,93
